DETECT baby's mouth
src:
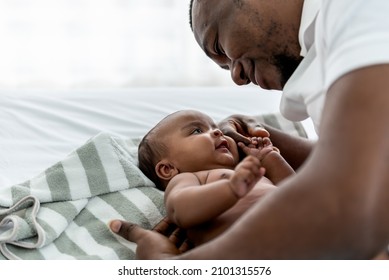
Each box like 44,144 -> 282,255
216,140 -> 230,151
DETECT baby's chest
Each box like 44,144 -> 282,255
202,169 -> 233,184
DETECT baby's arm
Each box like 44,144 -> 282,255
260,150 -> 295,184
164,157 -> 265,229
229,155 -> 266,197
239,137 -> 295,185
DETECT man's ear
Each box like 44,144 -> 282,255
155,160 -> 179,181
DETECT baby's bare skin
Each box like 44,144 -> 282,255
186,149 -> 294,246
186,169 -> 275,246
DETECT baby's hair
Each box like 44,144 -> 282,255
138,129 -> 168,191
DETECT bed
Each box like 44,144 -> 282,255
0,87 -> 317,259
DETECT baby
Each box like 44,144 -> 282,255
137,110 -> 295,246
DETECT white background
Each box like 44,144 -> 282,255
0,0 -> 235,89
3,260 -> 387,279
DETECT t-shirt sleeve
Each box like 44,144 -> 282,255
321,0 -> 389,89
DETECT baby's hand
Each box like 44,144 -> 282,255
238,137 -> 277,161
228,155 -> 265,198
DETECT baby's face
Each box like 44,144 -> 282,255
161,110 -> 240,173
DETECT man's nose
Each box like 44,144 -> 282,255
231,61 -> 249,85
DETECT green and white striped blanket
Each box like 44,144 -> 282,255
0,113 -> 307,260
0,132 -> 165,259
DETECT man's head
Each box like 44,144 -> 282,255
138,110 -> 239,190
189,0 -> 304,89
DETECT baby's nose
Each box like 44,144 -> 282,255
213,128 -> 223,136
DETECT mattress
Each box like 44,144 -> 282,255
0,86 -> 317,259
0,87 -> 316,187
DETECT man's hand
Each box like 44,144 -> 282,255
109,217 -> 191,259
218,114 -> 270,145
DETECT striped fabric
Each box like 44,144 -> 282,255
0,132 -> 165,259
0,113 -> 307,260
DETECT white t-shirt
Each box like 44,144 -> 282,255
281,0 -> 389,134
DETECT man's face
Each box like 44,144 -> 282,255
192,0 -> 302,90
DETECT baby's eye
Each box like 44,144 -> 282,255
191,128 -> 203,135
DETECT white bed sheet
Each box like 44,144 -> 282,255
0,87 -> 316,187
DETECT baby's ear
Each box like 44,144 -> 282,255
155,160 -> 179,181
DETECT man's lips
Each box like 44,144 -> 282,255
249,70 -> 257,86
249,70 -> 269,90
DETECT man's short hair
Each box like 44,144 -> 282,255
189,0 -> 195,30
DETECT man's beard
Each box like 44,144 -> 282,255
274,54 -> 303,88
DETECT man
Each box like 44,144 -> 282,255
110,0 -> 389,259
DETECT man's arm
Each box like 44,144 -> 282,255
176,65 -> 389,259
111,65 -> 389,259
